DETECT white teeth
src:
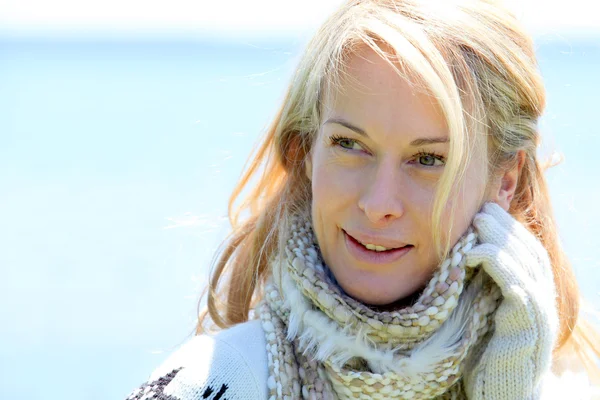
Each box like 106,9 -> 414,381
364,243 -> 390,252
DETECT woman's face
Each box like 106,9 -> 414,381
306,47 -> 489,306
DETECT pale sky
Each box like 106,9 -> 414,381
0,0 -> 598,37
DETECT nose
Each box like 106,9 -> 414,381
358,161 -> 405,224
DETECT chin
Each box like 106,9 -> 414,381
326,253 -> 431,309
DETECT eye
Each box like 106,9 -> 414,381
414,152 -> 445,167
330,135 -> 364,152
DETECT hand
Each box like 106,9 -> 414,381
463,202 -> 559,399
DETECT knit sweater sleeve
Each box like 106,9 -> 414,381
124,319 -> 269,400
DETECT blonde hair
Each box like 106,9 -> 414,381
196,0 -> 600,382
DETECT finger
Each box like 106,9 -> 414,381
473,213 -> 542,279
480,202 -> 516,231
465,244 -> 554,302
475,207 -> 554,286
465,244 -> 529,288
480,202 -> 548,261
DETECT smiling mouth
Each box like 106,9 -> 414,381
343,230 -> 414,265
344,230 -> 413,252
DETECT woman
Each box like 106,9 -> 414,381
125,0 -> 600,398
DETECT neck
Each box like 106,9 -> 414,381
365,285 -> 426,312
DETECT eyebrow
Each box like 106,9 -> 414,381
324,118 -> 449,146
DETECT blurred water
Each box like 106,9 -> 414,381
0,35 -> 599,399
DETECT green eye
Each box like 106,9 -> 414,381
338,139 -> 356,149
419,155 -> 436,166
330,135 -> 364,151
415,153 -> 445,167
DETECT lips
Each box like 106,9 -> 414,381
343,230 -> 413,265
343,229 -> 410,250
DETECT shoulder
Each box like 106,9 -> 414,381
125,319 -> 268,400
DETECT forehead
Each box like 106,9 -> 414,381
321,46 -> 448,140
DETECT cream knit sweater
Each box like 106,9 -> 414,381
124,319 -> 595,399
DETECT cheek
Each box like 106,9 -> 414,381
310,150 -> 366,208
402,181 -> 439,254
443,167 -> 487,241
402,175 -> 439,224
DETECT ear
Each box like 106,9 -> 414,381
493,150 -> 525,211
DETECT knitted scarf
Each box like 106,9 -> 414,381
259,214 -> 502,400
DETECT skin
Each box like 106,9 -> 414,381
304,46 -> 521,307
